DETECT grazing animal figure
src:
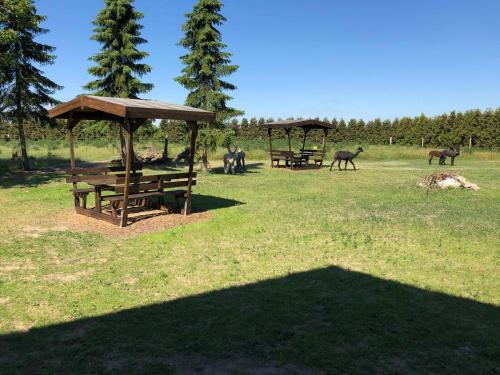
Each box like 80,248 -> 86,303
329,147 -> 364,171
442,147 -> 460,166
174,147 -> 191,164
428,150 -> 446,165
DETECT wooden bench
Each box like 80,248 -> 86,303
66,165 -> 143,209
101,172 -> 196,217
300,149 -> 326,167
270,150 -> 294,168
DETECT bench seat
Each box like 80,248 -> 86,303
103,189 -> 187,202
71,188 -> 95,194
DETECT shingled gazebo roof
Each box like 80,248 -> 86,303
48,95 -> 216,123
261,119 -> 333,130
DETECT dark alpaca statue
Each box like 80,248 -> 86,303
428,147 -> 460,166
329,147 -> 364,171
174,147 -> 191,165
428,150 -> 446,165
442,147 -> 460,166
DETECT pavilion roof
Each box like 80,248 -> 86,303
48,95 -> 216,122
261,119 -> 333,130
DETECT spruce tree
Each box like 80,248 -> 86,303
176,0 -> 243,169
85,0 -> 152,98
0,0 -> 62,170
84,0 -> 152,162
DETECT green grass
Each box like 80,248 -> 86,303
0,145 -> 499,374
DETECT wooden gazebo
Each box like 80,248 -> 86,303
261,119 -> 334,170
48,95 -> 215,227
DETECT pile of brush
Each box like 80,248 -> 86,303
136,149 -> 165,164
418,171 -> 479,191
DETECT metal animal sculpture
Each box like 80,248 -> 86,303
329,147 -> 364,171
428,150 -> 446,165
174,147 -> 191,164
441,147 -> 460,166
235,147 -> 245,169
223,149 -> 236,174
223,147 -> 246,174
428,147 -> 460,165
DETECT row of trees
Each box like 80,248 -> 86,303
226,109 -> 500,148
1,0 -> 243,169
2,107 -> 500,149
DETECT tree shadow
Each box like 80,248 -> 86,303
209,162 -> 265,175
189,193 -> 244,212
0,157 -> 121,189
1,266 -> 498,374
0,155 -> 74,188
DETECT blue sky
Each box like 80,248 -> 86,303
35,0 -> 500,120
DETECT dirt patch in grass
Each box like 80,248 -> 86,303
54,209 -> 212,238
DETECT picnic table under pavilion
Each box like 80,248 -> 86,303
48,95 -> 215,227
261,119 -> 334,170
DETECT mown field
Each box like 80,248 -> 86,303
0,142 -> 499,374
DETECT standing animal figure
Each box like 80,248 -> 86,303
428,147 -> 460,165
235,147 -> 245,169
329,147 -> 364,171
223,147 -> 246,174
442,147 -> 460,166
223,149 -> 236,174
428,150 -> 446,165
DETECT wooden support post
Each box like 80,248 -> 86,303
120,118 -> 133,227
322,129 -> 328,153
286,128 -> 292,170
421,138 -> 424,148
321,129 -> 328,167
67,114 -> 79,208
267,128 -> 273,168
469,137 -> 472,150
301,128 -> 310,152
163,136 -> 169,161
184,121 -> 198,215
389,136 -> 393,145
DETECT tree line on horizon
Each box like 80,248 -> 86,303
2,106 -> 499,149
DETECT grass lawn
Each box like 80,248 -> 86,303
0,146 -> 499,374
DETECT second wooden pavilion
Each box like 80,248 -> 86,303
261,119 -> 334,170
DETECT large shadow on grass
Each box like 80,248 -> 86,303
1,266 -> 498,374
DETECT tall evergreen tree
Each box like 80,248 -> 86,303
84,0 -> 152,98
0,0 -> 61,170
84,0 -> 152,162
176,0 -> 243,169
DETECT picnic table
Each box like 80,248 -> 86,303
68,166 -> 196,225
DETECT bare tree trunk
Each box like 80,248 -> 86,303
16,114 -> 29,170
15,70 -> 29,170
